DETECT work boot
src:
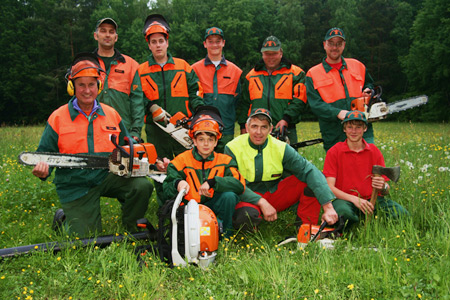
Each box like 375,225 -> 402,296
52,208 -> 66,232
232,207 -> 261,233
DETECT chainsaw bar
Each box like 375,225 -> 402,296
387,95 -> 428,114
18,152 -> 109,169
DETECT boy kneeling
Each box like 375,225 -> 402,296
323,111 -> 409,229
163,106 -> 245,237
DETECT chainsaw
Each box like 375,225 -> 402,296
350,86 -> 428,122
153,111 -> 194,149
18,134 -> 167,183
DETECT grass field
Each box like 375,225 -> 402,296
0,122 -> 449,299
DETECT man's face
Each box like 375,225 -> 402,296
94,23 -> 118,49
203,35 -> 225,58
246,117 -> 273,146
262,50 -> 282,71
193,132 -> 218,158
323,37 -> 345,62
74,77 -> 98,109
343,121 -> 367,143
148,33 -> 169,61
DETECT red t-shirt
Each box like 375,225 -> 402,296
323,140 -> 386,199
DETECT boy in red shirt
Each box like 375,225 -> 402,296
323,111 -> 408,228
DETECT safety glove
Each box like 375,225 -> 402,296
149,104 -> 170,125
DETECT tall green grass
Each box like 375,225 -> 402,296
1,122 -> 449,299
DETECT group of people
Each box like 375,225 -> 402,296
31,15 -> 408,238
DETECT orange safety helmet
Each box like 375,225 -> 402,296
188,106 -> 224,139
143,14 -> 170,42
189,115 -> 223,139
66,53 -> 105,96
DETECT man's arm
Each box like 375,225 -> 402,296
236,75 -> 251,134
185,64 -> 205,111
128,70 -> 145,139
326,177 -> 374,215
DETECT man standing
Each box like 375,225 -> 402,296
192,27 -> 242,153
32,53 -> 153,237
323,111 -> 408,229
225,108 -> 338,230
238,36 -> 307,144
93,18 -> 144,140
138,14 -> 204,205
306,27 -> 375,151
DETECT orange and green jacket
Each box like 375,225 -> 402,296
36,98 -> 129,203
95,49 -> 144,138
237,57 -> 307,129
138,52 -> 204,121
192,56 -> 242,135
163,148 -> 245,203
306,57 -> 374,151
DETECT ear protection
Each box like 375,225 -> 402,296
67,79 -> 103,96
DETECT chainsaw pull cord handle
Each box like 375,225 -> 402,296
110,134 -> 133,178
310,221 -> 328,242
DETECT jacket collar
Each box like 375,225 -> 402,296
68,98 -> 106,121
191,147 -> 216,162
254,56 -> 292,72
247,134 -> 270,151
147,51 -> 175,66
322,56 -> 348,73
93,48 -> 126,64
204,55 -> 227,66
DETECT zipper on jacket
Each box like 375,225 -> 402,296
161,65 -> 167,109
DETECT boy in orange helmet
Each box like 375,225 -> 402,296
163,106 -> 245,237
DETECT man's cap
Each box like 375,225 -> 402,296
95,18 -> 118,31
261,36 -> 281,52
249,108 -> 272,123
143,14 -> 170,41
189,106 -> 223,139
68,52 -> 105,80
342,111 -> 368,125
204,27 -> 224,40
324,27 -> 346,41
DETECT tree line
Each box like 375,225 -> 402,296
1,0 -> 448,125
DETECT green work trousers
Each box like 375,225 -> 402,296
332,195 -> 409,227
146,122 -> 187,206
61,173 -> 153,237
215,134 -> 234,154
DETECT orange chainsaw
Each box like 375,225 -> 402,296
18,134 -> 166,182
350,86 -> 428,122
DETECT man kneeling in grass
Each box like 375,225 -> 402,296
323,111 -> 409,229
163,106 -> 245,237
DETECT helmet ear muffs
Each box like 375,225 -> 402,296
67,80 -> 75,96
97,79 -> 103,94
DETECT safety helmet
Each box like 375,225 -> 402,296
66,53 -> 105,96
143,14 -> 170,41
188,106 -> 224,139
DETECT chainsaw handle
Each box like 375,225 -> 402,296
310,221 -> 328,242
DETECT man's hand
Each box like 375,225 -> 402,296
371,175 -> 385,190
198,182 -> 212,197
177,180 -> 190,194
257,198 -> 277,222
352,195 -> 374,215
150,105 -> 170,125
362,88 -> 373,97
275,120 -> 288,132
321,202 -> 338,225
155,157 -> 170,172
32,161 -> 49,179
337,110 -> 349,120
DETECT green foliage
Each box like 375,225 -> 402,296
0,0 -> 448,124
